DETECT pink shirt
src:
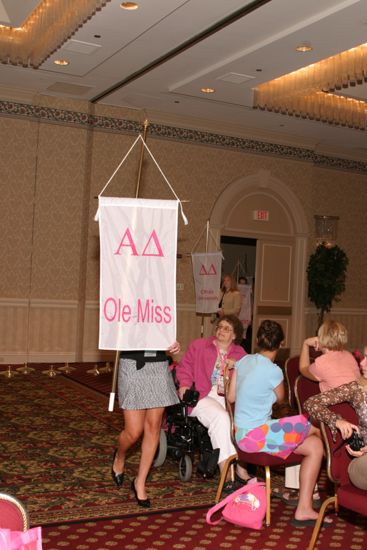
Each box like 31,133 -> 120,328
309,350 -> 360,392
176,336 -> 246,400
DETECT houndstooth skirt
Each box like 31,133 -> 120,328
117,357 -> 179,410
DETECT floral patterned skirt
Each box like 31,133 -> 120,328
235,414 -> 311,459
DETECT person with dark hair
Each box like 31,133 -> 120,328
228,320 -> 329,526
175,315 -> 248,483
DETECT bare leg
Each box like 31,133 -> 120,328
113,409 -> 146,475
293,434 -> 324,521
135,407 -> 165,500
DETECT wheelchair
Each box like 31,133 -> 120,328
153,385 -> 219,481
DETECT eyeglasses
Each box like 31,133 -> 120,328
216,324 -> 233,333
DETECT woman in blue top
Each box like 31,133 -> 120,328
228,320 -> 329,527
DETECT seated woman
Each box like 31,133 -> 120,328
175,315 -> 248,486
304,356 -> 367,491
228,320 -> 328,526
300,320 -> 360,391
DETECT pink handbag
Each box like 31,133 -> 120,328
206,478 -> 266,530
0,527 -> 42,550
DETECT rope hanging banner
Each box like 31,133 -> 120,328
94,133 -> 188,411
94,134 -> 188,225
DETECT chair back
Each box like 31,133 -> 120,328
284,355 -> 300,409
294,374 -> 320,414
0,492 -> 29,531
321,402 -> 359,487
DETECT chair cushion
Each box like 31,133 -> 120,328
237,450 -> 303,467
0,499 -> 26,531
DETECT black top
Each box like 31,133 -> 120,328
119,350 -> 167,370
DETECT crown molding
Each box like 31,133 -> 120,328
0,98 -> 366,174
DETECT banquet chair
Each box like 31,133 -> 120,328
294,374 -> 320,414
0,492 -> 29,531
284,355 -> 300,410
307,402 -> 367,550
215,367 -> 303,526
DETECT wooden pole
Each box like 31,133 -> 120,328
108,121 -> 150,412
200,220 -> 210,338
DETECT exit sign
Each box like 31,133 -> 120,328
253,209 -> 269,221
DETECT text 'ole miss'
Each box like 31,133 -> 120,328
103,298 -> 172,324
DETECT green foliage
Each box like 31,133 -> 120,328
307,243 -> 348,328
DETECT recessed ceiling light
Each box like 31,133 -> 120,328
54,59 -> 70,66
201,87 -> 215,93
120,2 -> 139,9
295,42 -> 313,52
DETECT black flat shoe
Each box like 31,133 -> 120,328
131,478 -> 151,508
111,449 -> 124,488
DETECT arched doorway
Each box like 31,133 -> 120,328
210,169 -> 309,355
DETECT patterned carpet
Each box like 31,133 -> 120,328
0,369 -> 218,526
2,364 -> 367,548
41,502 -> 367,550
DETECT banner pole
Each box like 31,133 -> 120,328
108,120 -> 150,412
200,220 -> 210,337
135,120 -> 149,198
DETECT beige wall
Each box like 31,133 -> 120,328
1,95 -> 367,363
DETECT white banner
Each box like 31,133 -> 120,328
98,197 -> 178,350
238,283 -> 252,327
191,252 -> 222,314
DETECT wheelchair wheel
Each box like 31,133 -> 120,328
153,429 -> 167,467
179,454 -> 192,481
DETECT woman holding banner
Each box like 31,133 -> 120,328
111,341 -> 180,508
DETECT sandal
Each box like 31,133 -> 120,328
272,488 -> 321,508
272,488 -> 299,506
222,479 -> 244,494
234,472 -> 252,485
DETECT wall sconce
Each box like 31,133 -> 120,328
314,215 -> 339,247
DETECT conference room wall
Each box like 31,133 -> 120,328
0,96 -> 366,363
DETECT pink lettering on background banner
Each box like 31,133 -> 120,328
199,263 -> 217,275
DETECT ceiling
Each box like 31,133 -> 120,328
0,0 -> 366,159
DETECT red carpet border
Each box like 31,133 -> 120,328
42,505 -> 367,550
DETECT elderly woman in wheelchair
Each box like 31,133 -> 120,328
175,314 -> 249,489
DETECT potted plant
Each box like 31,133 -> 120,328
307,243 -> 348,329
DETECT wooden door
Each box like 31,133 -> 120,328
253,238 -> 293,353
